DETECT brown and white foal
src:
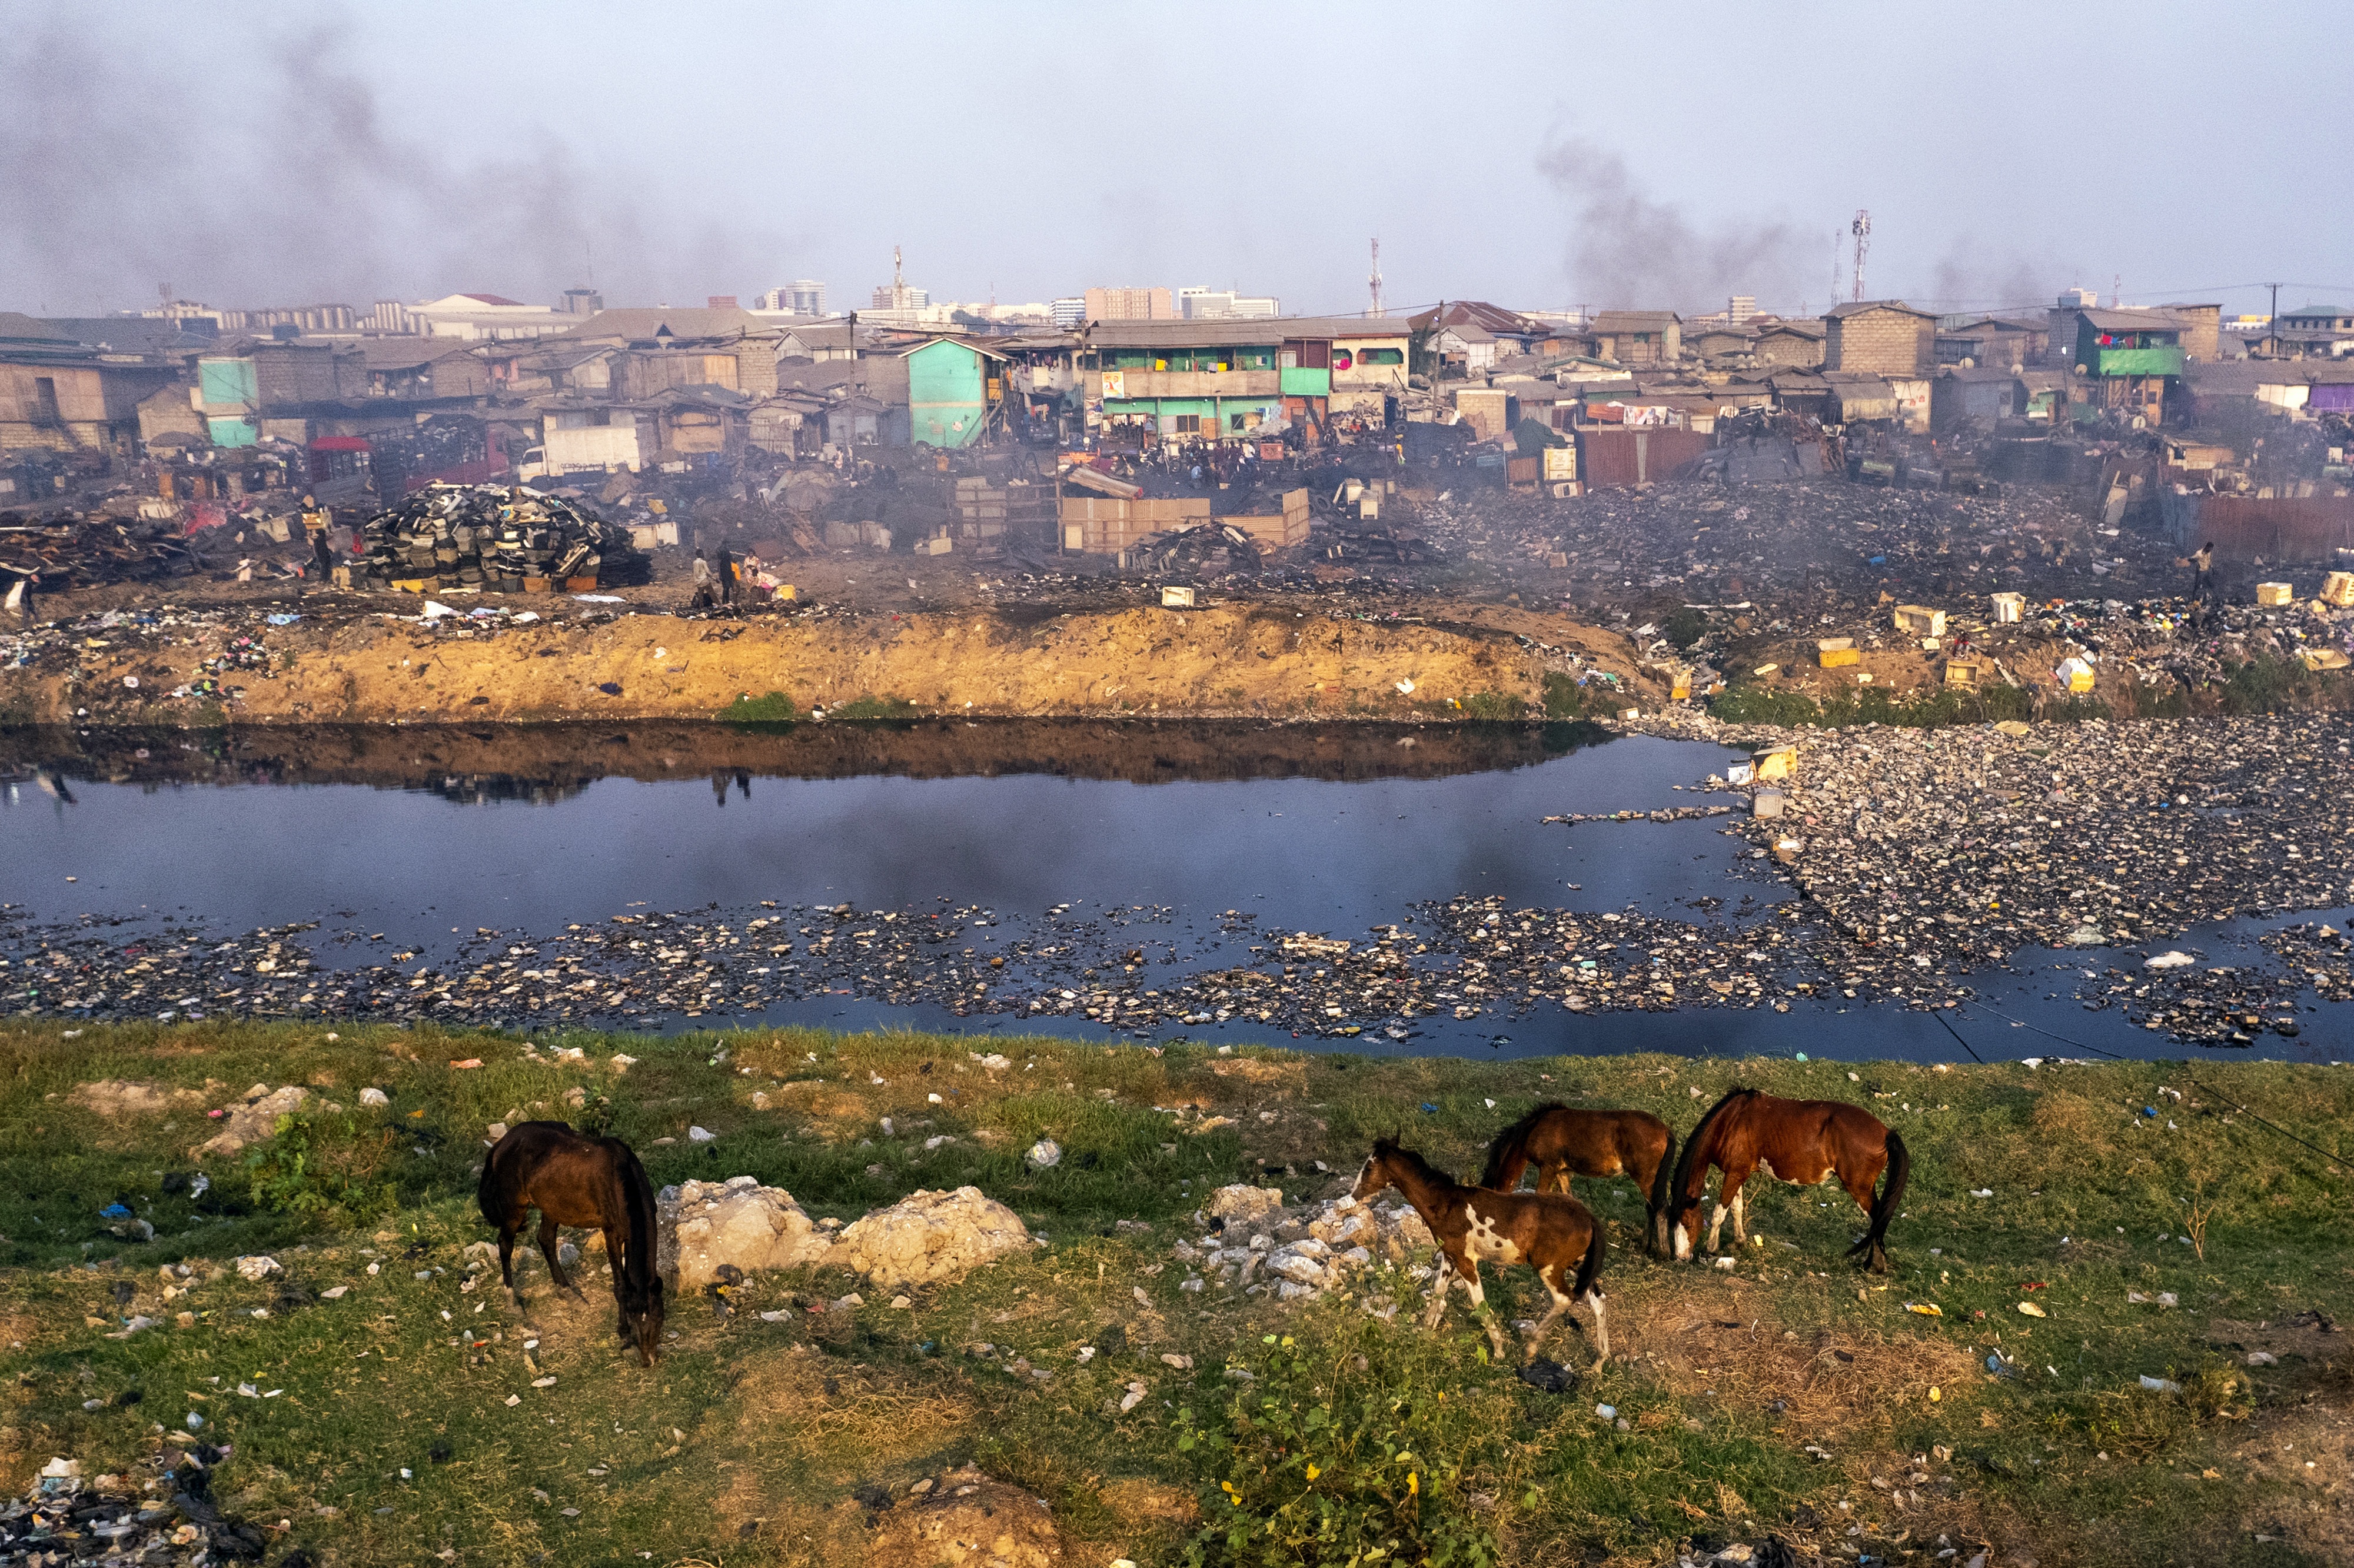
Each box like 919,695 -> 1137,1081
1352,1136 -> 1609,1366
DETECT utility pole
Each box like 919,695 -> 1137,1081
1368,238 -> 1384,318
2267,281 -> 2283,352
1850,210 -> 1871,302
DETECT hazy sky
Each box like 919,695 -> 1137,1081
6,1 -> 2351,322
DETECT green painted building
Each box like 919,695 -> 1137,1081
902,338 -> 1006,448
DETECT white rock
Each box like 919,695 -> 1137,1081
1119,1381 -> 1148,1413
687,1126 -> 716,1143
359,1087 -> 391,1107
197,1085 -> 310,1157
234,1255 -> 282,1280
1025,1138 -> 1061,1169
657,1177 -> 831,1291
835,1186 -> 1032,1289
1206,1184 -> 1285,1225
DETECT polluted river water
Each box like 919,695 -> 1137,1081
2,719 -> 2346,1063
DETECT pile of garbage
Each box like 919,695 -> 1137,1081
350,485 -> 648,594
1,1451 -> 274,1567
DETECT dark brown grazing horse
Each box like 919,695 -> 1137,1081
477,1121 -> 665,1365
1353,1137 -> 1609,1366
1479,1103 -> 1678,1258
1667,1088 -> 1909,1273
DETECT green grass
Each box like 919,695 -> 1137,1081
718,690 -> 800,726
824,694 -> 925,720
4,1021 -> 2349,1566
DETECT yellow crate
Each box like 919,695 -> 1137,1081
1818,647 -> 1859,668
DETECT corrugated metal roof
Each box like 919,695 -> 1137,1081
1592,310 -> 1681,331
1825,300 -> 1935,320
2076,308 -> 2183,332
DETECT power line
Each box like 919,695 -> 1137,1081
1953,1000 -> 2344,1181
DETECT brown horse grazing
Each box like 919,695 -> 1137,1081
1353,1137 -> 1609,1366
1667,1088 -> 1909,1274
1479,1103 -> 1678,1259
477,1121 -> 666,1365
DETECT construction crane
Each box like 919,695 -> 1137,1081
1368,238 -> 1384,318
1850,210 -> 1871,302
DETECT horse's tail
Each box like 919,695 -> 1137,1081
1646,1119 -> 1679,1257
1573,1205 -> 1607,1303
1669,1087 -> 1750,1217
613,1147 -> 661,1303
1478,1102 -> 1560,1191
1854,1128 -> 1910,1262
475,1134 -> 508,1229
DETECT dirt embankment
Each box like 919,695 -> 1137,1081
2,602 -> 1659,727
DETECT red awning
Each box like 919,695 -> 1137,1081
308,435 -> 371,451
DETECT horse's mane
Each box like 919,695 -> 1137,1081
1371,1135 -> 1461,1191
1669,1087 -> 1757,1208
1477,1101 -> 1565,1190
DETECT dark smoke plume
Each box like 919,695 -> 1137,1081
1538,137 -> 1811,314
0,15 -> 794,313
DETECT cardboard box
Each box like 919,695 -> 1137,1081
1944,659 -> 1981,687
916,536 -> 953,556
2323,571 -> 2354,608
523,577 -> 551,593
1542,447 -> 1577,482
1893,604 -> 1946,637
1162,586 -> 1196,609
1991,591 -> 2024,622
564,575 -> 599,592
2256,581 -> 2295,606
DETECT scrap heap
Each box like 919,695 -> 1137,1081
350,484 -> 649,594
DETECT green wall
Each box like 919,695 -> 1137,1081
909,341 -> 986,448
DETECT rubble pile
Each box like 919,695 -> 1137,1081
351,484 -> 648,593
1172,1184 -> 1434,1303
1400,478 -> 2167,612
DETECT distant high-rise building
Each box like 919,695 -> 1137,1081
1728,295 -> 1756,323
1084,286 -> 1173,321
873,283 -> 929,309
558,287 -> 603,315
1178,287 -> 1277,319
754,279 -> 827,315
1050,297 -> 1086,329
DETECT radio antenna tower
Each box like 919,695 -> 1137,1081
1368,238 -> 1385,318
1850,210 -> 1871,301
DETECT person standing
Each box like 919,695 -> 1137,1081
2188,540 -> 2216,604
690,548 -> 715,610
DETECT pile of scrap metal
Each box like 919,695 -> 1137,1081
1126,520 -> 1266,577
0,511 -> 204,587
349,484 -> 649,593
1311,517 -> 1439,564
